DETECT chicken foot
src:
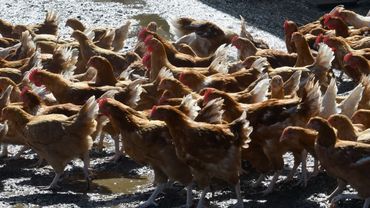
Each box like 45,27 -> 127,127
326,179 -> 346,202
109,134 -> 124,162
196,186 -> 210,208
0,144 -> 8,158
83,152 -> 91,190
233,181 -> 244,208
47,172 -> 62,190
139,182 -> 168,208
262,170 -> 282,195
186,184 -> 194,208
251,173 -> 266,188
331,193 -> 362,207
295,150 -> 308,187
363,198 -> 370,208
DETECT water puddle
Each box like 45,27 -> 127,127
132,13 -> 174,40
93,175 -> 150,194
69,171 -> 151,194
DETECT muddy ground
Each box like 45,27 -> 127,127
0,0 -> 369,207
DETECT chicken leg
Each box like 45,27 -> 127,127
0,144 -> 8,158
331,193 -> 361,206
262,171 -> 281,195
234,181 -> 244,208
363,198 -> 370,208
109,134 -> 123,162
83,152 -> 91,190
196,187 -> 210,208
251,173 -> 265,188
48,172 -> 62,190
186,184 -> 193,208
327,179 -> 346,201
139,182 -> 168,208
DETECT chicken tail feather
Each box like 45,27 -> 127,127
339,83 -> 364,118
249,77 -> 270,103
229,111 -> 253,148
196,97 -> 224,124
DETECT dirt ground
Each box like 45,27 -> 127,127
0,0 -> 369,207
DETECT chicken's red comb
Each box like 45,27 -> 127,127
97,98 -> 108,109
323,36 -> 330,44
138,27 -> 148,41
20,86 -> 30,97
314,34 -> 323,47
343,52 -> 353,62
203,88 -> 214,102
158,92 -> 168,105
142,53 -> 151,64
231,35 -> 239,44
144,35 -> 153,46
283,20 -> 289,30
28,69 -> 40,83
179,72 -> 185,82
142,53 -> 151,70
150,105 -> 158,116
323,14 -> 331,25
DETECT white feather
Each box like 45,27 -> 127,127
339,84 -> 364,118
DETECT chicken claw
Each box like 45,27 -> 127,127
139,183 -> 168,208
196,187 -> 210,208
233,181 -> 244,208
83,152 -> 91,191
45,172 -> 62,191
261,171 -> 281,195
0,144 -> 8,158
251,174 -> 265,188
330,193 -> 361,206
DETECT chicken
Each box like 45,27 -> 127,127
85,55 -> 130,87
138,28 -> 225,67
284,20 -> 298,53
320,78 -> 364,119
28,68 -> 121,105
2,96 -> 98,189
248,79 -> 321,193
178,57 -> 266,92
0,18 -> 18,38
42,46 -> 78,74
268,43 -> 334,92
352,109 -> 370,129
327,114 -> 370,142
270,70 -> 301,99
307,117 -> 370,208
239,16 -> 269,49
144,36 -> 227,82
291,32 -> 314,67
332,6 -> 370,29
12,11 -> 59,37
0,77 -> 21,102
134,22 -> 158,57
324,15 -> 370,38
71,30 -> 140,75
231,36 -> 297,67
279,126 -> 319,180
343,52 -> 370,76
323,36 -> 370,81
150,104 -> 252,208
170,17 -> 236,57
20,86 -> 80,116
200,77 -> 270,105
98,98 -> 193,207
66,18 -> 130,52
157,77 -> 200,100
